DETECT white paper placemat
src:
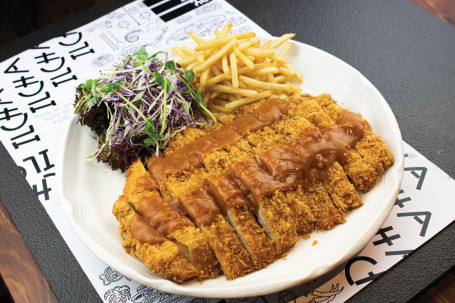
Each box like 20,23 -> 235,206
0,1 -> 454,302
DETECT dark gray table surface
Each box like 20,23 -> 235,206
1,1 -> 454,302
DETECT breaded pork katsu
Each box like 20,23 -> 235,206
112,94 -> 394,282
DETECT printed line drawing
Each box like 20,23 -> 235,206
195,2 -> 221,15
100,33 -> 118,51
166,15 -> 228,43
125,29 -> 145,43
131,284 -> 185,303
86,20 -> 112,32
121,3 -> 144,26
104,285 -> 131,303
140,11 -> 153,20
304,283 -> 344,303
108,31 -> 126,48
230,25 -> 253,34
175,14 -> 193,24
91,54 -> 114,68
227,16 -> 247,26
119,44 -> 144,58
99,266 -> 127,285
117,20 -> 131,29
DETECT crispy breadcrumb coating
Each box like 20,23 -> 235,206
226,206 -> 276,269
258,191 -> 298,256
119,160 -> 220,280
113,196 -> 197,282
200,215 -> 254,279
307,94 -> 394,192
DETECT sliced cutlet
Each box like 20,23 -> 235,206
201,110 -> 298,257
246,128 -> 315,234
123,158 -> 158,197
323,162 -> 363,211
205,174 -> 276,269
146,119 -> 225,177
203,98 -> 296,174
229,159 -> 298,256
270,102 -> 363,213
244,115 -> 342,232
122,161 -> 220,279
160,163 -> 254,279
112,195 -> 197,283
303,94 -> 394,192
203,139 -> 298,256
291,182 -> 346,230
130,193 -> 220,280
177,186 -> 254,280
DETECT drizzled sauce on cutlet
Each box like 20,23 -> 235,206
177,186 -> 221,226
144,96 -> 363,218
204,175 -> 252,215
148,98 -> 292,184
138,196 -> 194,240
130,214 -> 167,244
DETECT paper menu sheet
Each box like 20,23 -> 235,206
0,0 -> 454,302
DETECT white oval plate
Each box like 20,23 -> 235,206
58,38 -> 404,299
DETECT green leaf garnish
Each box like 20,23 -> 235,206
164,78 -> 171,93
165,60 -> 176,71
133,46 -> 149,63
154,71 -> 164,88
185,69 -> 194,84
99,82 -> 119,93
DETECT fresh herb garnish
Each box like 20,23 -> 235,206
74,47 -> 215,171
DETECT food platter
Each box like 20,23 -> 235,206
58,37 -> 404,298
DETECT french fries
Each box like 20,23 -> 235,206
173,24 -> 302,112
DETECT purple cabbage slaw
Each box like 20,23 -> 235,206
74,47 -> 216,171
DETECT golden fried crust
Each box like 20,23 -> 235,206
214,112 -> 239,124
127,177 -> 220,280
123,159 -> 157,198
258,192 -> 298,256
293,94 -> 336,130
294,183 -> 345,231
113,195 -> 131,228
201,215 -> 254,280
203,140 -> 255,175
132,240 -> 198,283
284,188 -> 316,234
165,127 -> 206,156
247,127 -> 293,153
246,104 -> 351,232
113,196 -> 198,283
311,94 -> 346,122
174,226 -> 220,280
271,107 -> 321,138
312,94 -> 394,192
121,163 -> 220,280
163,168 -> 208,199
215,99 -> 266,124
323,162 -> 363,212
228,207 -> 276,269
